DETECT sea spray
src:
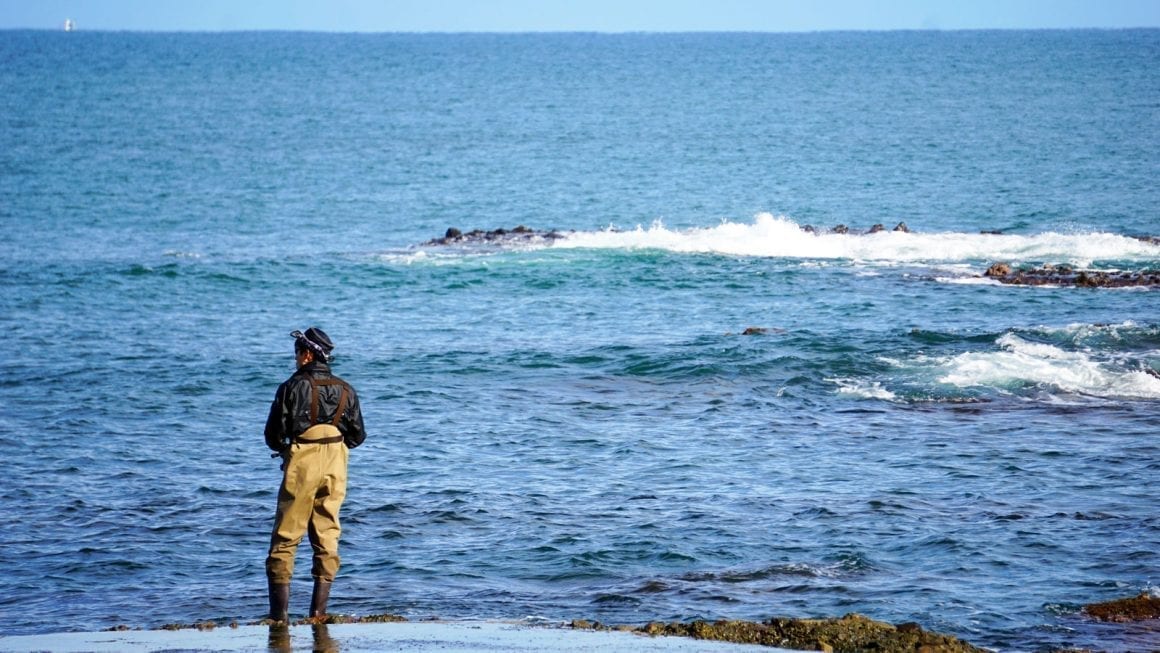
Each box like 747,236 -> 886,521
532,214 -> 1160,266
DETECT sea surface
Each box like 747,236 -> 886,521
1,30 -> 1158,652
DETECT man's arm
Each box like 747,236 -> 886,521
264,383 -> 289,452
341,385 -> 367,449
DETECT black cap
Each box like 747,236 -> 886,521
291,327 -> 334,360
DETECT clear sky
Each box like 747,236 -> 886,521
2,0 -> 1158,32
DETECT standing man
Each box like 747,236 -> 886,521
264,327 -> 367,622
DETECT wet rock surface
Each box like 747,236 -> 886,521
424,225 -> 569,246
1083,593 -> 1160,622
573,613 -> 987,653
798,222 -> 910,234
983,262 -> 1160,288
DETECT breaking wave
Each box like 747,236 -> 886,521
554,214 -> 1160,266
851,323 -> 1160,403
938,333 -> 1160,400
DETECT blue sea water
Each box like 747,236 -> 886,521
1,29 -> 1158,651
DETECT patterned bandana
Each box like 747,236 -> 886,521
290,329 -> 332,362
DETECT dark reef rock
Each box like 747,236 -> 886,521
428,223 -> 918,246
984,262 -> 1012,278
424,225 -> 568,246
725,326 -> 788,336
799,223 -> 909,235
983,262 -> 1160,288
572,613 -> 987,653
1083,593 -> 1160,622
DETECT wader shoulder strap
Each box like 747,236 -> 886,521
309,377 -> 349,427
332,384 -> 348,427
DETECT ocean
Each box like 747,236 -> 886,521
0,29 -> 1157,652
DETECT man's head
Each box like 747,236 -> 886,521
291,327 -> 334,367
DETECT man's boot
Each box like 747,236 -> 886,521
310,578 -> 332,618
268,580 -> 290,622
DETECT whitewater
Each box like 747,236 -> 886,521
551,214 -> 1160,267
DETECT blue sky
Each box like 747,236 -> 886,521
2,0 -> 1158,32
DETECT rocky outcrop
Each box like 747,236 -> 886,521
983,262 -> 1160,288
425,223 -> 914,246
572,613 -> 986,653
424,225 -> 569,246
800,222 -> 910,234
1083,593 -> 1160,622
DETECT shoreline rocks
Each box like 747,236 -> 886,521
101,597 -> 1160,652
983,262 -> 1160,288
573,613 -> 987,653
1083,593 -> 1160,622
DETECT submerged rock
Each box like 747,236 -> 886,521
1083,593 -> 1160,622
571,613 -> 987,653
983,262 -> 1160,288
725,326 -> 788,336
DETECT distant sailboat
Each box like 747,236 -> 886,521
63,18 -> 75,32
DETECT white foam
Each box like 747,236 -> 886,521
935,276 -> 1001,286
379,249 -> 431,265
553,214 -> 1160,264
829,377 -> 898,401
1036,320 -> 1151,340
937,333 -> 1160,400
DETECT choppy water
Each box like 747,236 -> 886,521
1,30 -> 1158,652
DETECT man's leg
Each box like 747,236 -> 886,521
266,444 -> 322,620
307,444 -> 349,617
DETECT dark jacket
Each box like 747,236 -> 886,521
264,361 -> 367,452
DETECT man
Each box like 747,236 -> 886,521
264,327 -> 367,622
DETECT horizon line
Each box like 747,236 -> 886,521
4,25 -> 1159,35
